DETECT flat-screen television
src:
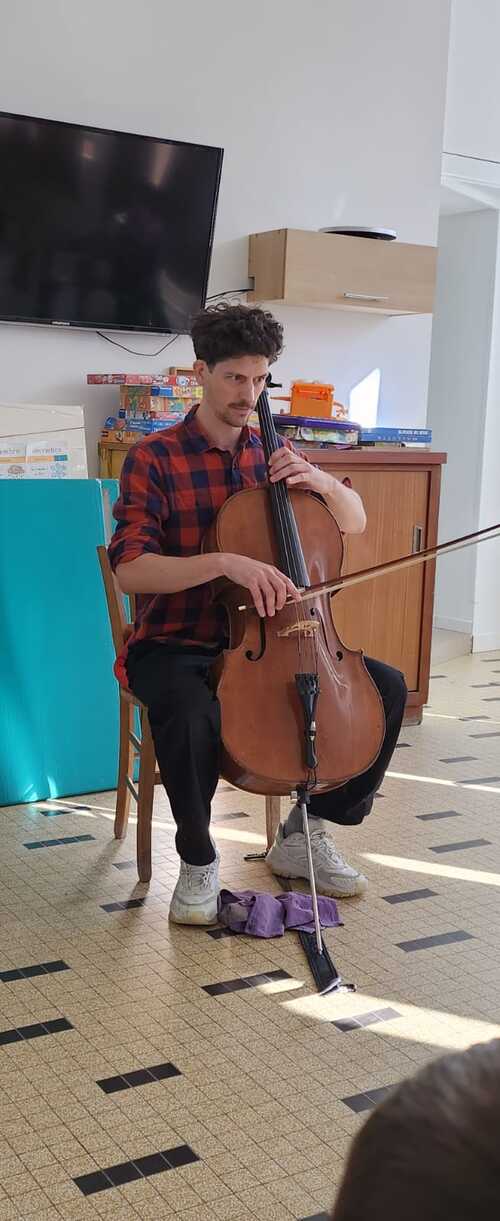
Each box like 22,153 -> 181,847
0,111 -> 223,334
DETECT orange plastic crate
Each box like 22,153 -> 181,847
290,381 -> 334,418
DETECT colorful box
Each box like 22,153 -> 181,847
150,385 -> 202,398
87,373 -> 155,385
119,386 -> 153,416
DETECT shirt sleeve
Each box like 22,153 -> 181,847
107,441 -> 169,572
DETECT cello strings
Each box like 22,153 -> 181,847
258,395 -> 300,581
258,394 -> 320,684
257,397 -> 307,664
258,392 -> 308,587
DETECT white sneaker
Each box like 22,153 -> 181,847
266,820 -> 367,898
169,853 -> 220,925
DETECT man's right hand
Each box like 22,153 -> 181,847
220,553 -> 302,618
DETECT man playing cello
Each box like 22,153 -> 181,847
108,304 -> 407,924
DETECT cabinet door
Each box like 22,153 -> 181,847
330,469 -> 429,691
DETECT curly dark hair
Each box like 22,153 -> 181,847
191,302 -> 283,368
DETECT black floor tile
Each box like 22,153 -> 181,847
417,809 -> 462,821
333,1007 -> 400,1032
397,930 -> 474,952
459,715 -> 490,721
97,1075 -> 129,1094
395,742 -> 412,748
333,1018 -> 360,1032
365,1084 -> 397,1104
471,683 -> 500,688
50,802 -> 92,811
439,756 -> 476,763
0,1028 -> 22,1045
206,927 -> 235,939
341,1089 -> 397,1118
430,674 -> 447,679
0,959 -> 70,982
383,888 -> 437,904
247,969 -> 291,984
43,1018 -> 73,1033
220,978 -> 252,993
112,860 -> 136,870
74,1171 -> 112,1195
101,898 -> 146,912
24,834 -> 95,849
162,1145 -> 199,1168
341,1092 -> 377,1114
97,1061 -> 181,1093
149,1062 -> 181,1081
133,1152 -> 170,1176
18,1023 -> 50,1039
123,1068 -> 156,1087
203,969 -> 290,996
460,776 -> 500,785
74,1145 -> 199,1195
19,964 -> 47,978
483,697 -> 500,702
430,838 -> 491,853
469,731 -> 500,739
104,1161 -> 142,1187
299,1214 -> 330,1221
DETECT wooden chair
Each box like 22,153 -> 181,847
97,546 -> 281,883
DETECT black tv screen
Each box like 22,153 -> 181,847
0,111 -> 223,334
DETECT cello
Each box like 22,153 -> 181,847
204,386 -> 386,800
203,387 -> 500,987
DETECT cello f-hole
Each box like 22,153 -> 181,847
246,618 -> 267,662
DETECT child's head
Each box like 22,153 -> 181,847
331,1038 -> 500,1221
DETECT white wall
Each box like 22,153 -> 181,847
445,0 -> 500,162
0,0 -> 451,476
427,208 -> 498,633
474,228 -> 500,652
428,0 -> 500,648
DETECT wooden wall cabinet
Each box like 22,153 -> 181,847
248,229 -> 437,315
313,449 -> 446,723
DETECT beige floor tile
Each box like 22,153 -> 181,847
1,653 -> 500,1218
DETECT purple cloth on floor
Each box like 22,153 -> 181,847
217,888 -> 342,938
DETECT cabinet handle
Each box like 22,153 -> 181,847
342,292 -> 389,302
412,525 -> 424,553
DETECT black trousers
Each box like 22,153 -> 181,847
126,643 -> 407,866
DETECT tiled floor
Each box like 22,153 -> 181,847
1,651 -> 500,1220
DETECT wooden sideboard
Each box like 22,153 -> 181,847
312,449 -> 446,724
100,439 -> 446,724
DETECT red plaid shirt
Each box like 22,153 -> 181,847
108,406 -> 298,686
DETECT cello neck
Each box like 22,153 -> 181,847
256,388 -> 310,588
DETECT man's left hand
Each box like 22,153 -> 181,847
267,448 -> 328,496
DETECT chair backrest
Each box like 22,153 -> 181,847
97,545 -> 135,659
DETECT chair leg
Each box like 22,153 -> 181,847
265,797 -> 282,849
115,696 -> 134,840
136,709 -> 156,883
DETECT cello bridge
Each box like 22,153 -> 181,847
276,619 -> 319,639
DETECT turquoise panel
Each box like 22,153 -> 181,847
0,479 -> 120,804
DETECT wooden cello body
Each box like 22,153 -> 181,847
203,391 -> 386,798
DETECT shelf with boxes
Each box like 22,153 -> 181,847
89,368 -> 201,477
